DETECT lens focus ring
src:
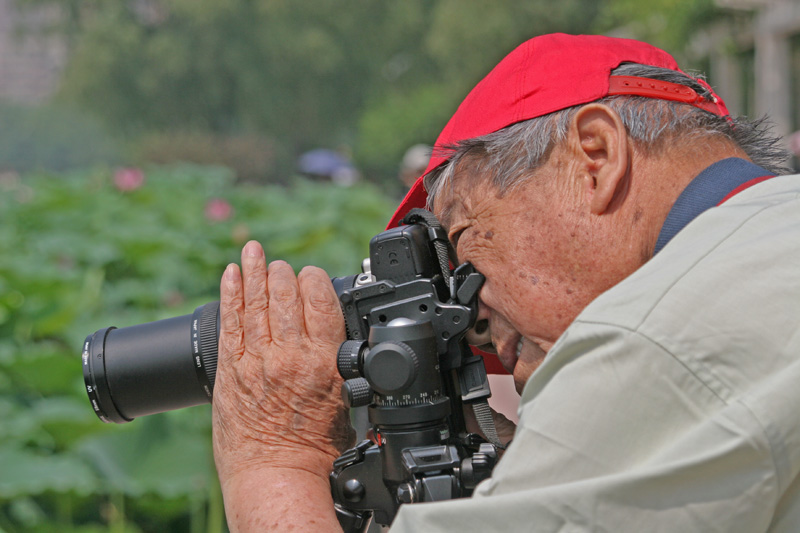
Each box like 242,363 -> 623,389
197,301 -> 220,390
191,301 -> 220,399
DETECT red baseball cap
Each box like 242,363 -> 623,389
387,33 -> 729,228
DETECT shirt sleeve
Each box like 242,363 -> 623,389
389,322 -> 783,532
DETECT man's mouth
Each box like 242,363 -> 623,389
476,342 -> 497,354
490,337 -> 523,374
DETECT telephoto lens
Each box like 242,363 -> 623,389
82,301 -> 220,423
81,274 -> 361,424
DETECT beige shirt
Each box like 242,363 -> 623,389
390,175 -> 800,532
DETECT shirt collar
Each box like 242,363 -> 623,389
654,157 -> 773,255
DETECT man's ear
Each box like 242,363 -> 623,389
570,104 -> 630,215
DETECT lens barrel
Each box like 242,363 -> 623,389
82,276 -> 358,424
82,301 -> 220,423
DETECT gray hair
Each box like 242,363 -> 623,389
425,63 -> 791,214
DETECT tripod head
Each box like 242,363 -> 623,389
330,211 -> 499,531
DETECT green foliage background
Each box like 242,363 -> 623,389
0,166 -> 394,531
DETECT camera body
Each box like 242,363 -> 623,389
330,222 -> 496,531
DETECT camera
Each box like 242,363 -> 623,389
81,211 -> 498,531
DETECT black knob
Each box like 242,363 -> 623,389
343,479 -> 366,503
337,340 -> 366,379
362,341 -> 418,395
460,443 -> 498,489
396,482 -> 416,504
342,377 -> 373,408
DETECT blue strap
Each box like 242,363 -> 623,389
654,158 -> 773,255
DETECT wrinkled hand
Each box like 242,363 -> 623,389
212,241 -> 355,486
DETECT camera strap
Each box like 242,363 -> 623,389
401,208 -> 454,286
472,400 -> 505,449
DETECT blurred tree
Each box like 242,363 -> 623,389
355,0 -> 604,176
594,0 -> 720,56
0,102 -> 120,173
14,0 -> 440,177
12,0 -> 608,181
10,0 -> 723,177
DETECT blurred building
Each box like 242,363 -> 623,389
691,0 -> 800,154
0,0 -> 67,104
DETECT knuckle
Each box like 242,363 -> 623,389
245,297 -> 269,314
299,265 -> 326,279
274,313 -> 303,338
270,284 -> 298,305
219,329 -> 244,357
306,290 -> 340,316
220,304 -> 242,330
299,266 -> 338,315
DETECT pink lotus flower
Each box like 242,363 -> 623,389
205,198 -> 233,221
113,168 -> 145,191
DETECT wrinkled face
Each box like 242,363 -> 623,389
433,162 -> 624,393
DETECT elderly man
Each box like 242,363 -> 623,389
211,34 -> 800,531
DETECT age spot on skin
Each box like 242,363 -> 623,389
530,275 -> 540,285
292,412 -> 308,431
484,231 -> 494,240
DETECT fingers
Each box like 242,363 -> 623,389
298,266 -> 345,345
267,260 -> 306,343
229,241 -> 342,350
241,241 -> 271,347
219,263 -> 245,363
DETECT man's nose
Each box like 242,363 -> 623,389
465,319 -> 492,346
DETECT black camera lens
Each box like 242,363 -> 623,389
80,274 -> 360,424
82,301 -> 220,423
